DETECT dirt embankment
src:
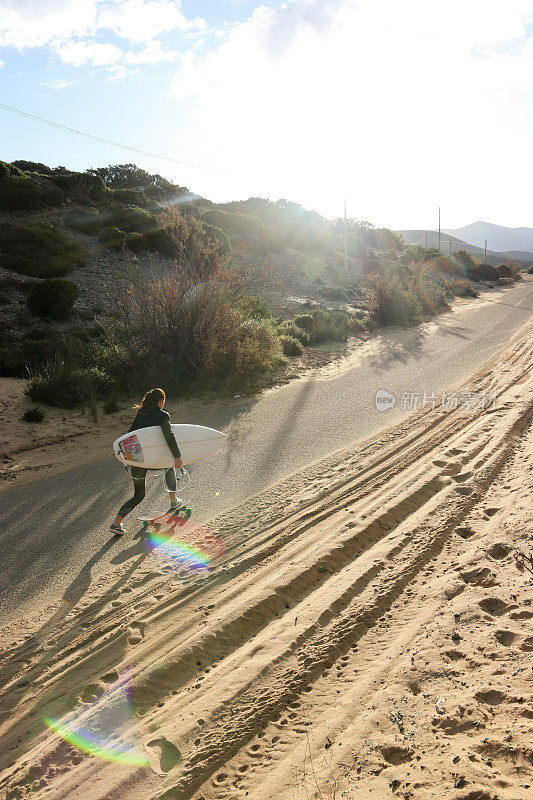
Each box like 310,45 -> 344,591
0,318 -> 532,800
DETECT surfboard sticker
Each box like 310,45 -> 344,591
120,433 -> 144,463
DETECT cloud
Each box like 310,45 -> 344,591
170,0 -> 533,225
41,78 -> 74,89
0,59 -> 4,67
97,0 -> 200,43
0,0 -> 204,51
58,40 -> 123,67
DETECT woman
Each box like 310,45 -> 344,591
110,387 -> 183,535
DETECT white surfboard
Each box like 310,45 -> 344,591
113,424 -> 227,469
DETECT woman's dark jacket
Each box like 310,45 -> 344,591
129,408 -> 181,459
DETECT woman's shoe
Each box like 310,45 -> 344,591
110,523 -> 126,535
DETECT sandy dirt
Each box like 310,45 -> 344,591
0,317 -> 532,800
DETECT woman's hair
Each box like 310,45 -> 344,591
133,387 -> 166,413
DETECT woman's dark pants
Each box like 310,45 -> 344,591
118,467 -> 177,518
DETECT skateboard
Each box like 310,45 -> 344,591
138,503 -> 192,532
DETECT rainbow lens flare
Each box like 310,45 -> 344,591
43,717 -> 149,767
44,670 -> 149,767
146,521 -> 225,572
148,533 -> 211,568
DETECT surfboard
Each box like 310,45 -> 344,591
113,424 -> 227,469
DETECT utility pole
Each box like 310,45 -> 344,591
484,239 -> 487,264
438,206 -> 441,253
343,193 -> 348,271
425,233 -> 428,247
449,240 -> 452,256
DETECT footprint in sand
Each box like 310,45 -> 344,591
147,736 -> 181,773
478,597 -> 516,617
494,630 -> 517,646
474,688 -> 507,705
519,635 -> 533,652
78,683 -> 105,703
127,622 -> 145,645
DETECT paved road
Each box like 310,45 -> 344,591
1,277 -> 532,625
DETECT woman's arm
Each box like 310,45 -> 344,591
160,418 -> 182,460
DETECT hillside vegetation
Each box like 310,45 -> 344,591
0,159 -> 524,408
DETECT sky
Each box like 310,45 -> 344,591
1,0 -> 532,230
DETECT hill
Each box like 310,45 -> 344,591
397,229 -> 533,268
0,159 -> 526,409
443,220 -> 533,253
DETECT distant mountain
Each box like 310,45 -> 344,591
442,221 -> 533,253
396,230 -> 533,268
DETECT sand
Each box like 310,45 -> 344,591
0,316 -> 532,800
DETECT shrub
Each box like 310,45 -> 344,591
0,222 -> 84,277
52,171 -> 107,198
144,227 -> 177,257
27,278 -> 79,320
280,334 -> 304,356
445,278 -> 479,297
98,226 -> 127,249
154,209 -> 230,280
105,205 -> 157,233
277,321 -> 310,344
232,319 -> 282,380
64,207 -> 102,234
498,277 -> 514,286
497,263 -> 512,278
468,263 -> 499,282
232,294 -> 272,320
0,172 -> 43,211
319,286 -> 346,301
528,264 -> 533,274
103,397 -> 120,414
25,356 -> 114,407
292,310 -> 352,344
112,188 -> 149,206
12,160 -> 54,175
21,407 -> 45,423
364,272 -> 422,326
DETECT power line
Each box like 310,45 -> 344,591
0,101 -> 232,176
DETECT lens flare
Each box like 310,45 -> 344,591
148,533 -> 211,568
145,520 -> 225,572
44,669 -> 149,767
43,717 -> 149,767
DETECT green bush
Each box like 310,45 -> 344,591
277,320 -> 310,344
21,407 -> 45,423
292,309 -> 352,344
232,294 -> 272,320
98,226 -> 127,249
467,263 -> 499,282
364,272 -> 422,326
280,333 -> 304,356
444,278 -> 479,298
528,265 -> 533,274
27,278 -> 79,320
319,286 -> 346,301
52,171 -> 107,198
25,356 -> 114,408
111,188 -> 149,206
0,173 -> 43,211
144,227 -> 177,257
497,263 -> 512,278
0,222 -> 84,277
64,207 -> 102,234
232,319 -> 282,379
106,204 -> 156,233
103,397 -> 120,414
11,160 -> 54,175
